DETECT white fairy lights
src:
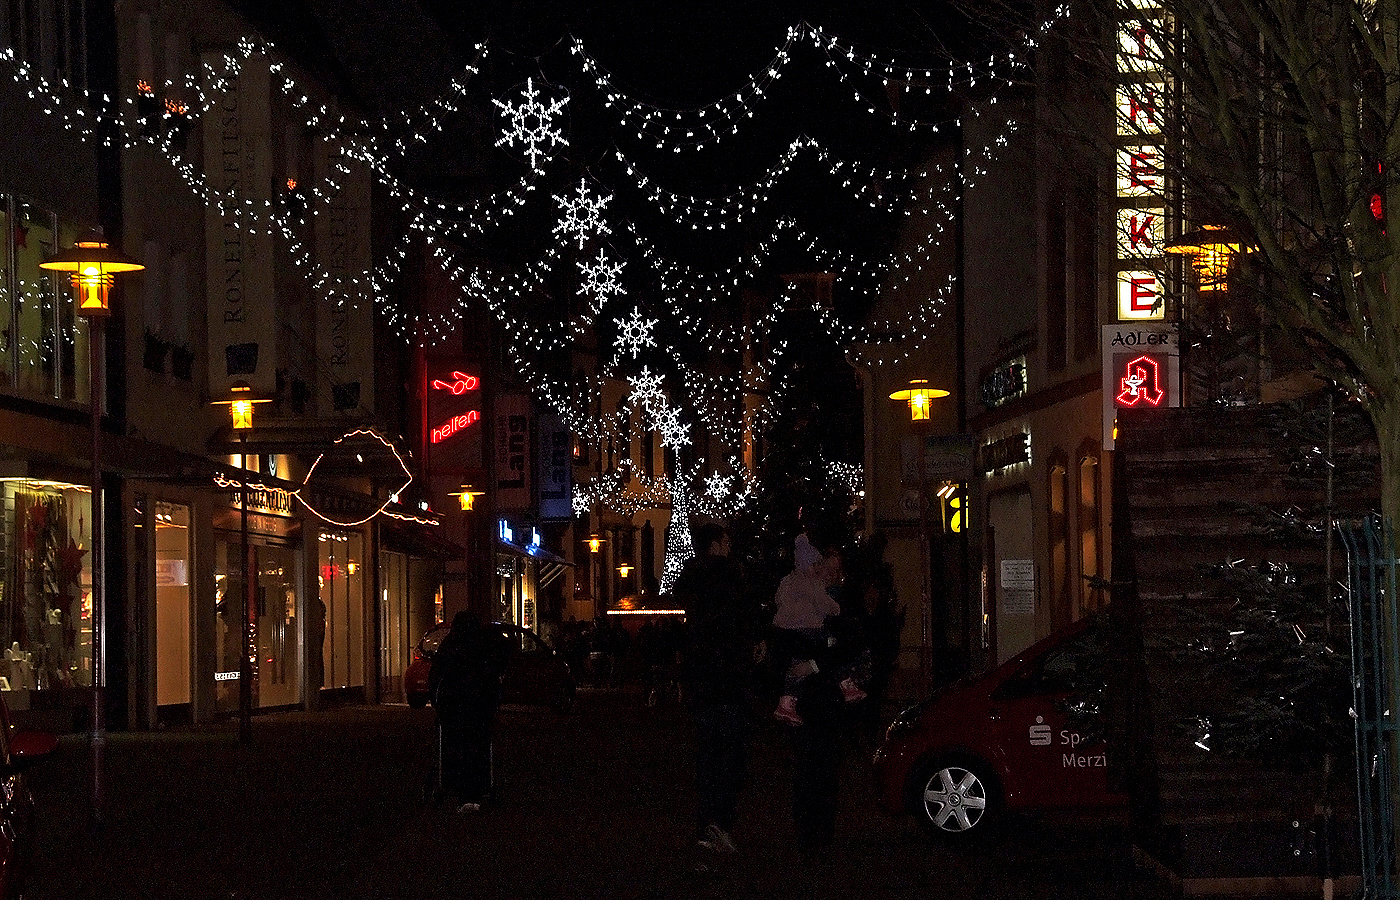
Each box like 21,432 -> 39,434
0,9 -> 1070,545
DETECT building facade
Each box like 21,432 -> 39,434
0,0 -> 456,732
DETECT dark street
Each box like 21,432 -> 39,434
25,688 -> 1176,900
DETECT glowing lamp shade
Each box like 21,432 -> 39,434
450,486 -> 484,511
618,563 -> 633,578
888,379 -> 950,421
588,533 -> 605,553
39,236 -> 144,317
1165,225 -> 1247,292
212,381 -> 270,431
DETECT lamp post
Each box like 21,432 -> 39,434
212,382 -> 269,745
587,531 -> 606,613
889,379 -> 950,686
39,233 -> 143,826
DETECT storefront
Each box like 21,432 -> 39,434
0,475 -> 94,711
213,482 -> 303,713
495,520 -> 570,639
316,528 -> 366,700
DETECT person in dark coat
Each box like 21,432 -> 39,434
674,522 -> 764,854
428,611 -> 510,812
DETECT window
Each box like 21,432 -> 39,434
319,530 -> 365,691
1048,456 -> 1072,629
0,197 -> 90,403
1072,173 -> 1100,360
0,480 -> 93,705
994,627 -> 1105,700
1077,452 -> 1102,614
1046,200 -> 1068,372
379,550 -> 408,698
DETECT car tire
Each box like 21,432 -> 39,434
908,755 -> 1000,840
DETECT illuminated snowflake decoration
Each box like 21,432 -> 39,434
554,178 -> 612,249
614,305 -> 658,359
578,249 -> 625,313
493,78 -> 570,173
705,471 -> 732,500
651,403 -> 691,449
627,366 -> 666,411
572,487 -> 591,517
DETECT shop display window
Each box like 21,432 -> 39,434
214,538 -> 299,711
318,531 -> 364,691
0,481 -> 93,708
151,501 -> 192,707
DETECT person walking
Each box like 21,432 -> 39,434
783,545 -> 851,859
429,610 -> 510,813
674,522 -> 764,855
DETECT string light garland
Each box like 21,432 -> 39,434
0,8 -> 1074,557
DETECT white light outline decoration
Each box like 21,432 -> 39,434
614,305 -> 658,360
300,428 -> 417,527
577,248 -> 626,314
0,9 -> 1075,541
553,177 -> 612,249
493,77 -> 570,173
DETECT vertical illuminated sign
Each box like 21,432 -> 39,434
1102,324 -> 1179,449
1116,1 -> 1169,321
429,371 -> 481,444
425,364 -> 484,474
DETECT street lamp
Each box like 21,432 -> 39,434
1165,224 -> 1248,292
40,232 -> 143,827
889,379 -> 949,686
889,379 -> 949,420
450,485 -> 484,511
211,381 -> 269,745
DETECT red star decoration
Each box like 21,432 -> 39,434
21,500 -> 47,551
56,536 -> 87,591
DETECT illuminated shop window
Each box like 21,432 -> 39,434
0,480 -> 93,703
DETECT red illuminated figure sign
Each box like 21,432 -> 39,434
1117,354 -> 1165,407
429,370 -> 481,443
432,371 -> 480,394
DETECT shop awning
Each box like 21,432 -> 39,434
382,520 -> 466,559
496,539 -> 574,588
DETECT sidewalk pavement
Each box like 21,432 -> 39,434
22,689 -> 1177,900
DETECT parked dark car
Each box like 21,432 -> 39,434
0,694 -> 56,899
872,619 -> 1122,839
405,621 -> 575,712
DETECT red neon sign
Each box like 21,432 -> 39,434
429,369 -> 482,443
432,372 -> 480,394
432,410 -> 480,443
1116,354 -> 1165,407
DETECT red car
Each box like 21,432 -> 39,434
405,622 -> 575,713
0,694 -> 56,899
872,619 -> 1123,839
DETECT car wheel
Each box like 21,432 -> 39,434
909,756 -> 999,838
